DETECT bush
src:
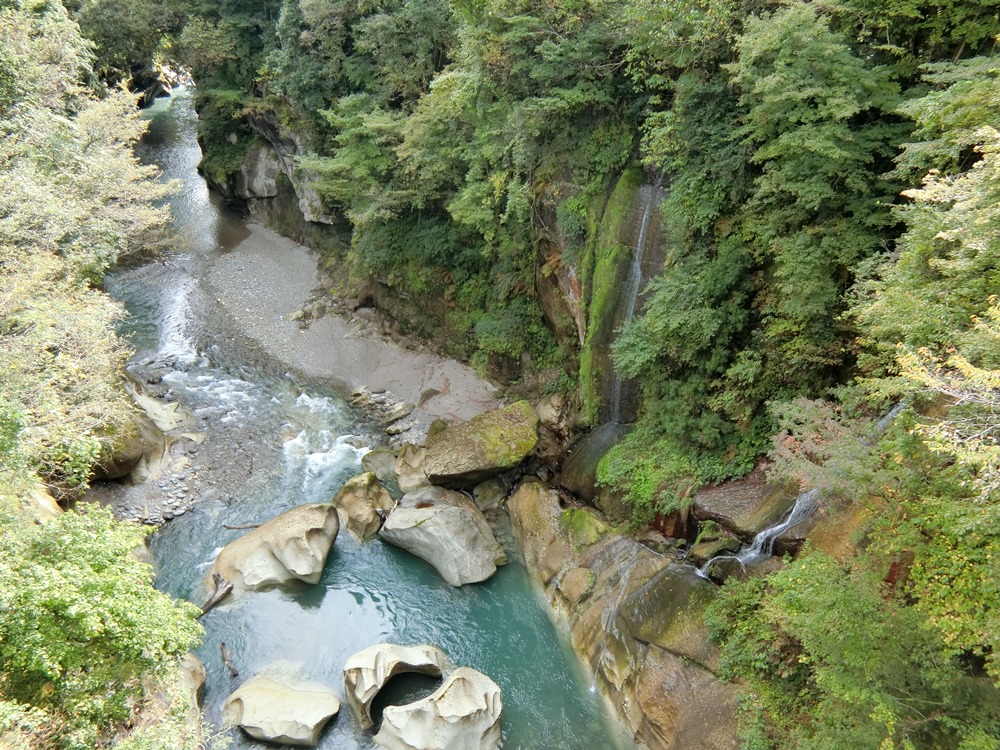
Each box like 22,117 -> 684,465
0,503 -> 203,749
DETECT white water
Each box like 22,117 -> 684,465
609,178 -> 663,424
696,488 -> 821,579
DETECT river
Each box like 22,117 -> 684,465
102,89 -> 627,749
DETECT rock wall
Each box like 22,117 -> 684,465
506,478 -> 738,750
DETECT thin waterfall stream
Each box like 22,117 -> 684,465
100,89 -> 627,750
608,176 -> 664,424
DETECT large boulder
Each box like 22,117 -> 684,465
379,487 -> 507,586
210,503 -> 339,594
376,667 -> 503,750
692,467 -> 798,539
557,423 -> 629,504
332,472 -> 394,540
421,402 -> 539,488
222,673 -> 341,747
343,644 -> 452,730
93,411 -> 162,481
363,447 -> 402,495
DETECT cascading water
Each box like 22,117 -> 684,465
696,402 -> 907,579
102,88 -> 628,750
697,488 -> 822,579
608,176 -> 664,424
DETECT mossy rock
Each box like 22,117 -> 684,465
688,538 -> 740,566
559,507 -> 610,551
422,402 -> 539,489
619,564 -> 721,673
93,414 -> 149,481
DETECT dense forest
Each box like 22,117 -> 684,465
1,0 -> 999,747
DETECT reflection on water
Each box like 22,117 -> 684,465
116,89 -> 626,750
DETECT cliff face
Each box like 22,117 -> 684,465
206,116 -> 664,417
507,479 -> 739,750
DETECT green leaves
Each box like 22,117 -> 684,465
0,504 -> 202,748
730,1 -> 902,389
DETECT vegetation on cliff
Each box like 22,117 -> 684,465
0,2 -> 203,747
8,0 -> 997,745
159,0 -> 1000,744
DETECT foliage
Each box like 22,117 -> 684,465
0,503 -> 202,749
708,551 -> 1000,749
72,0 -> 182,86
0,8 -> 205,748
728,1 -> 902,389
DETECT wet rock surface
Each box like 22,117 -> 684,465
507,478 -> 739,750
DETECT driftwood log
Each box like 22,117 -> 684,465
220,641 -> 238,678
200,573 -> 233,617
222,522 -> 261,530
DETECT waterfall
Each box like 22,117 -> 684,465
608,177 -> 663,424
696,402 -> 907,579
696,489 -> 821,579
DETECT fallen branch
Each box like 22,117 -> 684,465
199,572 -> 233,617
220,641 -> 238,678
223,522 -> 261,530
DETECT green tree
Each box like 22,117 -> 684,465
0,503 -> 202,749
728,0 -> 902,391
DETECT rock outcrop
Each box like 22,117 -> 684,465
421,401 -> 539,488
379,487 -> 506,586
222,673 -> 341,747
376,667 -> 503,750
209,503 -> 339,594
507,478 -> 738,750
394,444 -> 431,494
692,467 -> 798,539
332,472 -> 394,540
343,644 -> 451,730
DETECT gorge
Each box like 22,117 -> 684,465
2,1 -> 999,749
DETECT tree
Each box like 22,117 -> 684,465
728,1 -> 902,390
0,503 -> 202,749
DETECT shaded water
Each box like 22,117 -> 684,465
110,90 -> 625,749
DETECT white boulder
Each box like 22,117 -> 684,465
375,667 -> 503,750
222,673 -> 341,747
343,643 -> 451,730
209,503 -> 339,594
332,472 -> 394,540
378,487 -> 507,586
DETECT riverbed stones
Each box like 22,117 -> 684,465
210,503 -> 339,594
375,667 -> 503,750
222,673 -> 341,746
421,401 -> 539,489
343,644 -> 451,730
332,472 -> 394,540
379,487 -> 506,586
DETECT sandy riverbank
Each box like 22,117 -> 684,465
205,223 -> 498,424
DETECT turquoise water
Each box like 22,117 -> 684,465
118,90 -> 626,749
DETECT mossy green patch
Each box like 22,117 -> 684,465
559,506 -> 610,551
478,401 -> 540,466
578,166 -> 645,424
